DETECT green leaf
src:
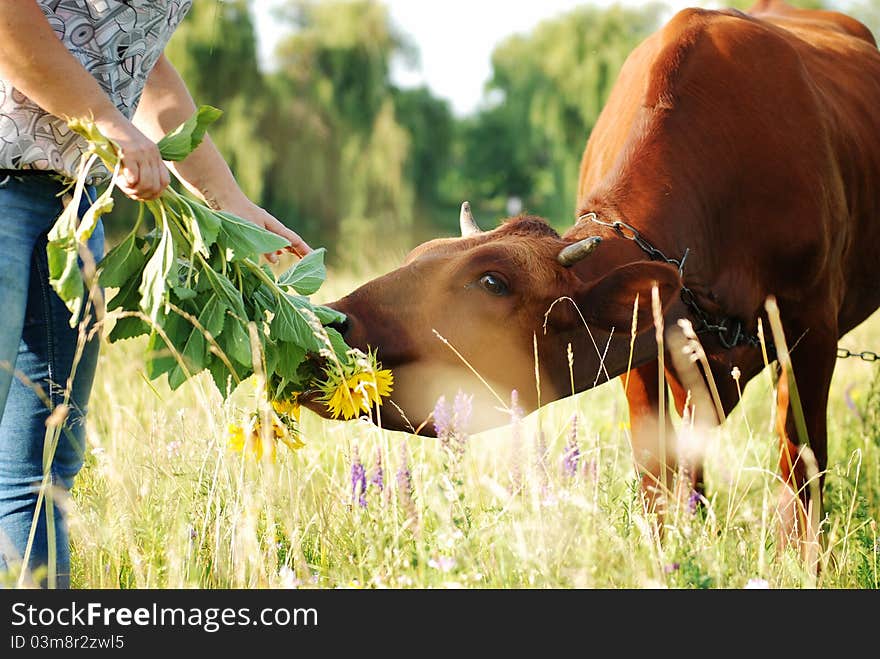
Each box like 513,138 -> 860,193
106,267 -> 152,342
181,197 -> 221,256
325,327 -> 351,363
47,201 -> 86,326
108,316 -> 150,343
46,236 -> 84,326
274,340 -> 307,381
107,267 -> 143,313
68,117 -> 119,170
144,311 -> 188,381
207,356 -> 233,398
253,285 -> 276,316
99,232 -> 146,289
139,222 -> 175,323
169,327 -> 207,390
75,189 -> 114,244
278,248 -> 326,295
157,106 -> 223,162
263,339 -> 280,379
172,285 -> 198,301
198,295 -> 227,338
220,315 -> 253,368
314,305 -> 346,326
270,296 -> 320,351
201,265 -> 247,320
239,267 -> 263,299
216,212 -> 289,262
206,354 -> 248,399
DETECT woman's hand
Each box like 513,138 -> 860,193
131,55 -> 311,261
220,196 -> 312,262
98,118 -> 170,201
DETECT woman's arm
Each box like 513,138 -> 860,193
0,1 -> 169,200
133,54 -> 311,258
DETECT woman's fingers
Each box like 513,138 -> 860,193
265,217 -> 312,257
280,228 -> 312,258
102,120 -> 170,201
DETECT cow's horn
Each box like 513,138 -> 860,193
460,201 -> 482,237
558,237 -> 603,267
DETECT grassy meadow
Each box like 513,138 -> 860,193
65,267 -> 880,589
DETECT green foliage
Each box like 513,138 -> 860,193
392,87 -> 454,209
51,112 -> 350,400
164,0 -> 271,203
157,105 -> 224,161
260,1 -> 421,258
460,4 -> 665,226
278,248 -> 327,295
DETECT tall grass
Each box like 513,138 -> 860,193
50,270 -> 880,588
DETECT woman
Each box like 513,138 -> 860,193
0,0 -> 310,588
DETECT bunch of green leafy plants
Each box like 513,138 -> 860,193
47,107 -> 353,404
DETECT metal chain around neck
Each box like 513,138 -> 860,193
576,212 -> 877,363
578,212 -> 764,351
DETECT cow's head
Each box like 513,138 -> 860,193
322,204 -> 682,434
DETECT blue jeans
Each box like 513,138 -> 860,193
0,175 -> 103,588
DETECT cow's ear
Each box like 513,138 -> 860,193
578,261 -> 681,334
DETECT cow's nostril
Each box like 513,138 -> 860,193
329,317 -> 350,337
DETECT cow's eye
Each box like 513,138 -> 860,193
479,273 -> 509,296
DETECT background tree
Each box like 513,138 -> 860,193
457,4 -> 665,228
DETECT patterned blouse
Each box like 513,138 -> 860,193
0,0 -> 192,180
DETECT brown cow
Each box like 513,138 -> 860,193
320,1 -> 880,542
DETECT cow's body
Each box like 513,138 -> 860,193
323,1 -> 880,542
577,0 -> 880,346
569,1 -> 880,523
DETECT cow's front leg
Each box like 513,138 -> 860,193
773,319 -> 834,565
623,361 -> 680,518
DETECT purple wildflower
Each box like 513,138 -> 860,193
687,490 -> 701,515
435,392 -> 473,461
433,396 -> 451,439
396,444 -> 412,493
350,445 -> 367,508
452,391 -> 472,435
396,442 -> 417,524
370,448 -> 384,492
664,563 -> 681,574
562,414 -> 581,478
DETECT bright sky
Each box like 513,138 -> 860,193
252,0 -> 695,117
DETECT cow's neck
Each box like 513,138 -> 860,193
565,197 -> 711,277
540,236 -> 692,398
